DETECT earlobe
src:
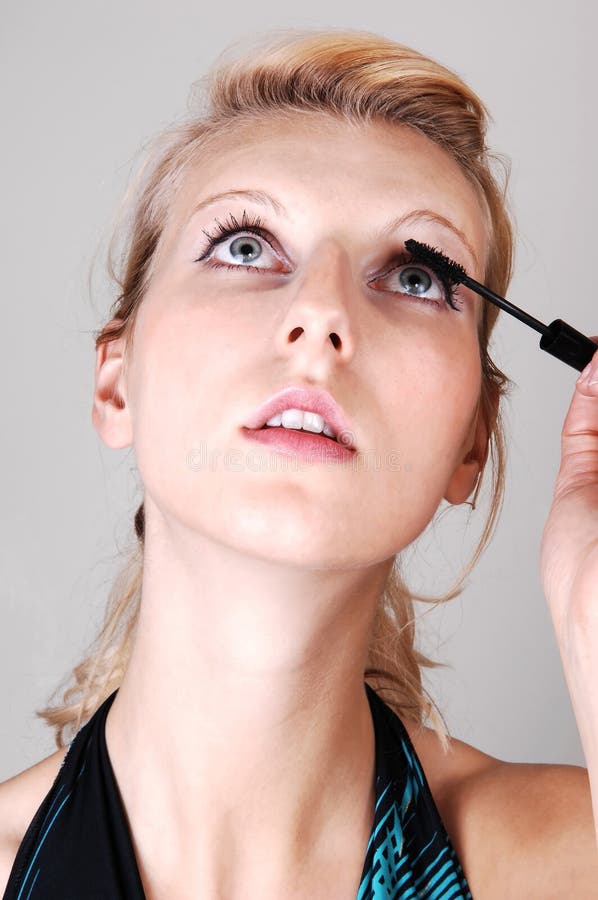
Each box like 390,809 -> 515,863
443,407 -> 487,506
443,457 -> 482,505
91,321 -> 133,449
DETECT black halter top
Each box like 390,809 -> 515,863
4,684 -> 473,899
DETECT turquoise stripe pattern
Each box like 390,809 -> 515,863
358,685 -> 473,899
13,750 -> 85,900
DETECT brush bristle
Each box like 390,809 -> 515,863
404,239 -> 468,284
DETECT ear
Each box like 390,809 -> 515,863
91,318 -> 133,449
443,402 -> 488,506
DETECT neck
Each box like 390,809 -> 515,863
104,514 -> 393,895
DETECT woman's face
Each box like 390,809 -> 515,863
100,115 -> 490,569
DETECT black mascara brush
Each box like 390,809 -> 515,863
405,238 -> 598,373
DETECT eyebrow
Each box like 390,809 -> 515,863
189,189 -> 287,219
379,209 -> 479,271
188,189 -> 479,271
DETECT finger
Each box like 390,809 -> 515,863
575,337 -> 598,396
553,337 -> 598,495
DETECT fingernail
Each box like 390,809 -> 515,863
588,354 -> 598,388
577,361 -> 593,385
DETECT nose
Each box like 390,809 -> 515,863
274,239 -> 357,373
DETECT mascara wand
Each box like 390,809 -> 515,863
405,238 -> 598,372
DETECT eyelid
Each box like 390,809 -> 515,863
367,249 -> 432,280
373,254 -> 440,285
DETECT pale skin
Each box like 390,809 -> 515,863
2,115 -> 598,899
96,116 -> 487,897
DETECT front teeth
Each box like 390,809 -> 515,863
266,409 -> 336,439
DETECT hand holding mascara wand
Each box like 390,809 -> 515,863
405,238 -> 598,372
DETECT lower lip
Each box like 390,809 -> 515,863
240,426 -> 356,464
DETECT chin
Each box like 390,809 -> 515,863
215,504 -> 362,568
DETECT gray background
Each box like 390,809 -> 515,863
1,0 -> 595,779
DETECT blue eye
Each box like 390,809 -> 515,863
196,211 -> 279,274
399,266 -> 433,296
228,235 -> 262,264
369,252 -> 462,310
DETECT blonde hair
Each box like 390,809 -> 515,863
37,27 -> 514,752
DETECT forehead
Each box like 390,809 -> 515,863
167,114 -> 490,276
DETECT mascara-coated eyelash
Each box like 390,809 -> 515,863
196,210 -> 274,274
373,251 -> 462,311
195,210 -> 462,310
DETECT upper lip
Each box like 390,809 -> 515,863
243,385 -> 357,450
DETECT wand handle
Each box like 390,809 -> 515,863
539,319 -> 598,372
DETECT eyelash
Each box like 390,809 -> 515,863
196,211 -> 462,311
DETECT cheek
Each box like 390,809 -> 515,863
381,334 -> 481,480
125,297 -> 253,507
368,366 -> 480,552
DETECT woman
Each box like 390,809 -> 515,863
2,27 -> 598,898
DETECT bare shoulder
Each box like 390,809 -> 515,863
0,746 -> 68,893
456,758 -> 598,898
403,720 -> 598,898
401,717 -> 500,823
